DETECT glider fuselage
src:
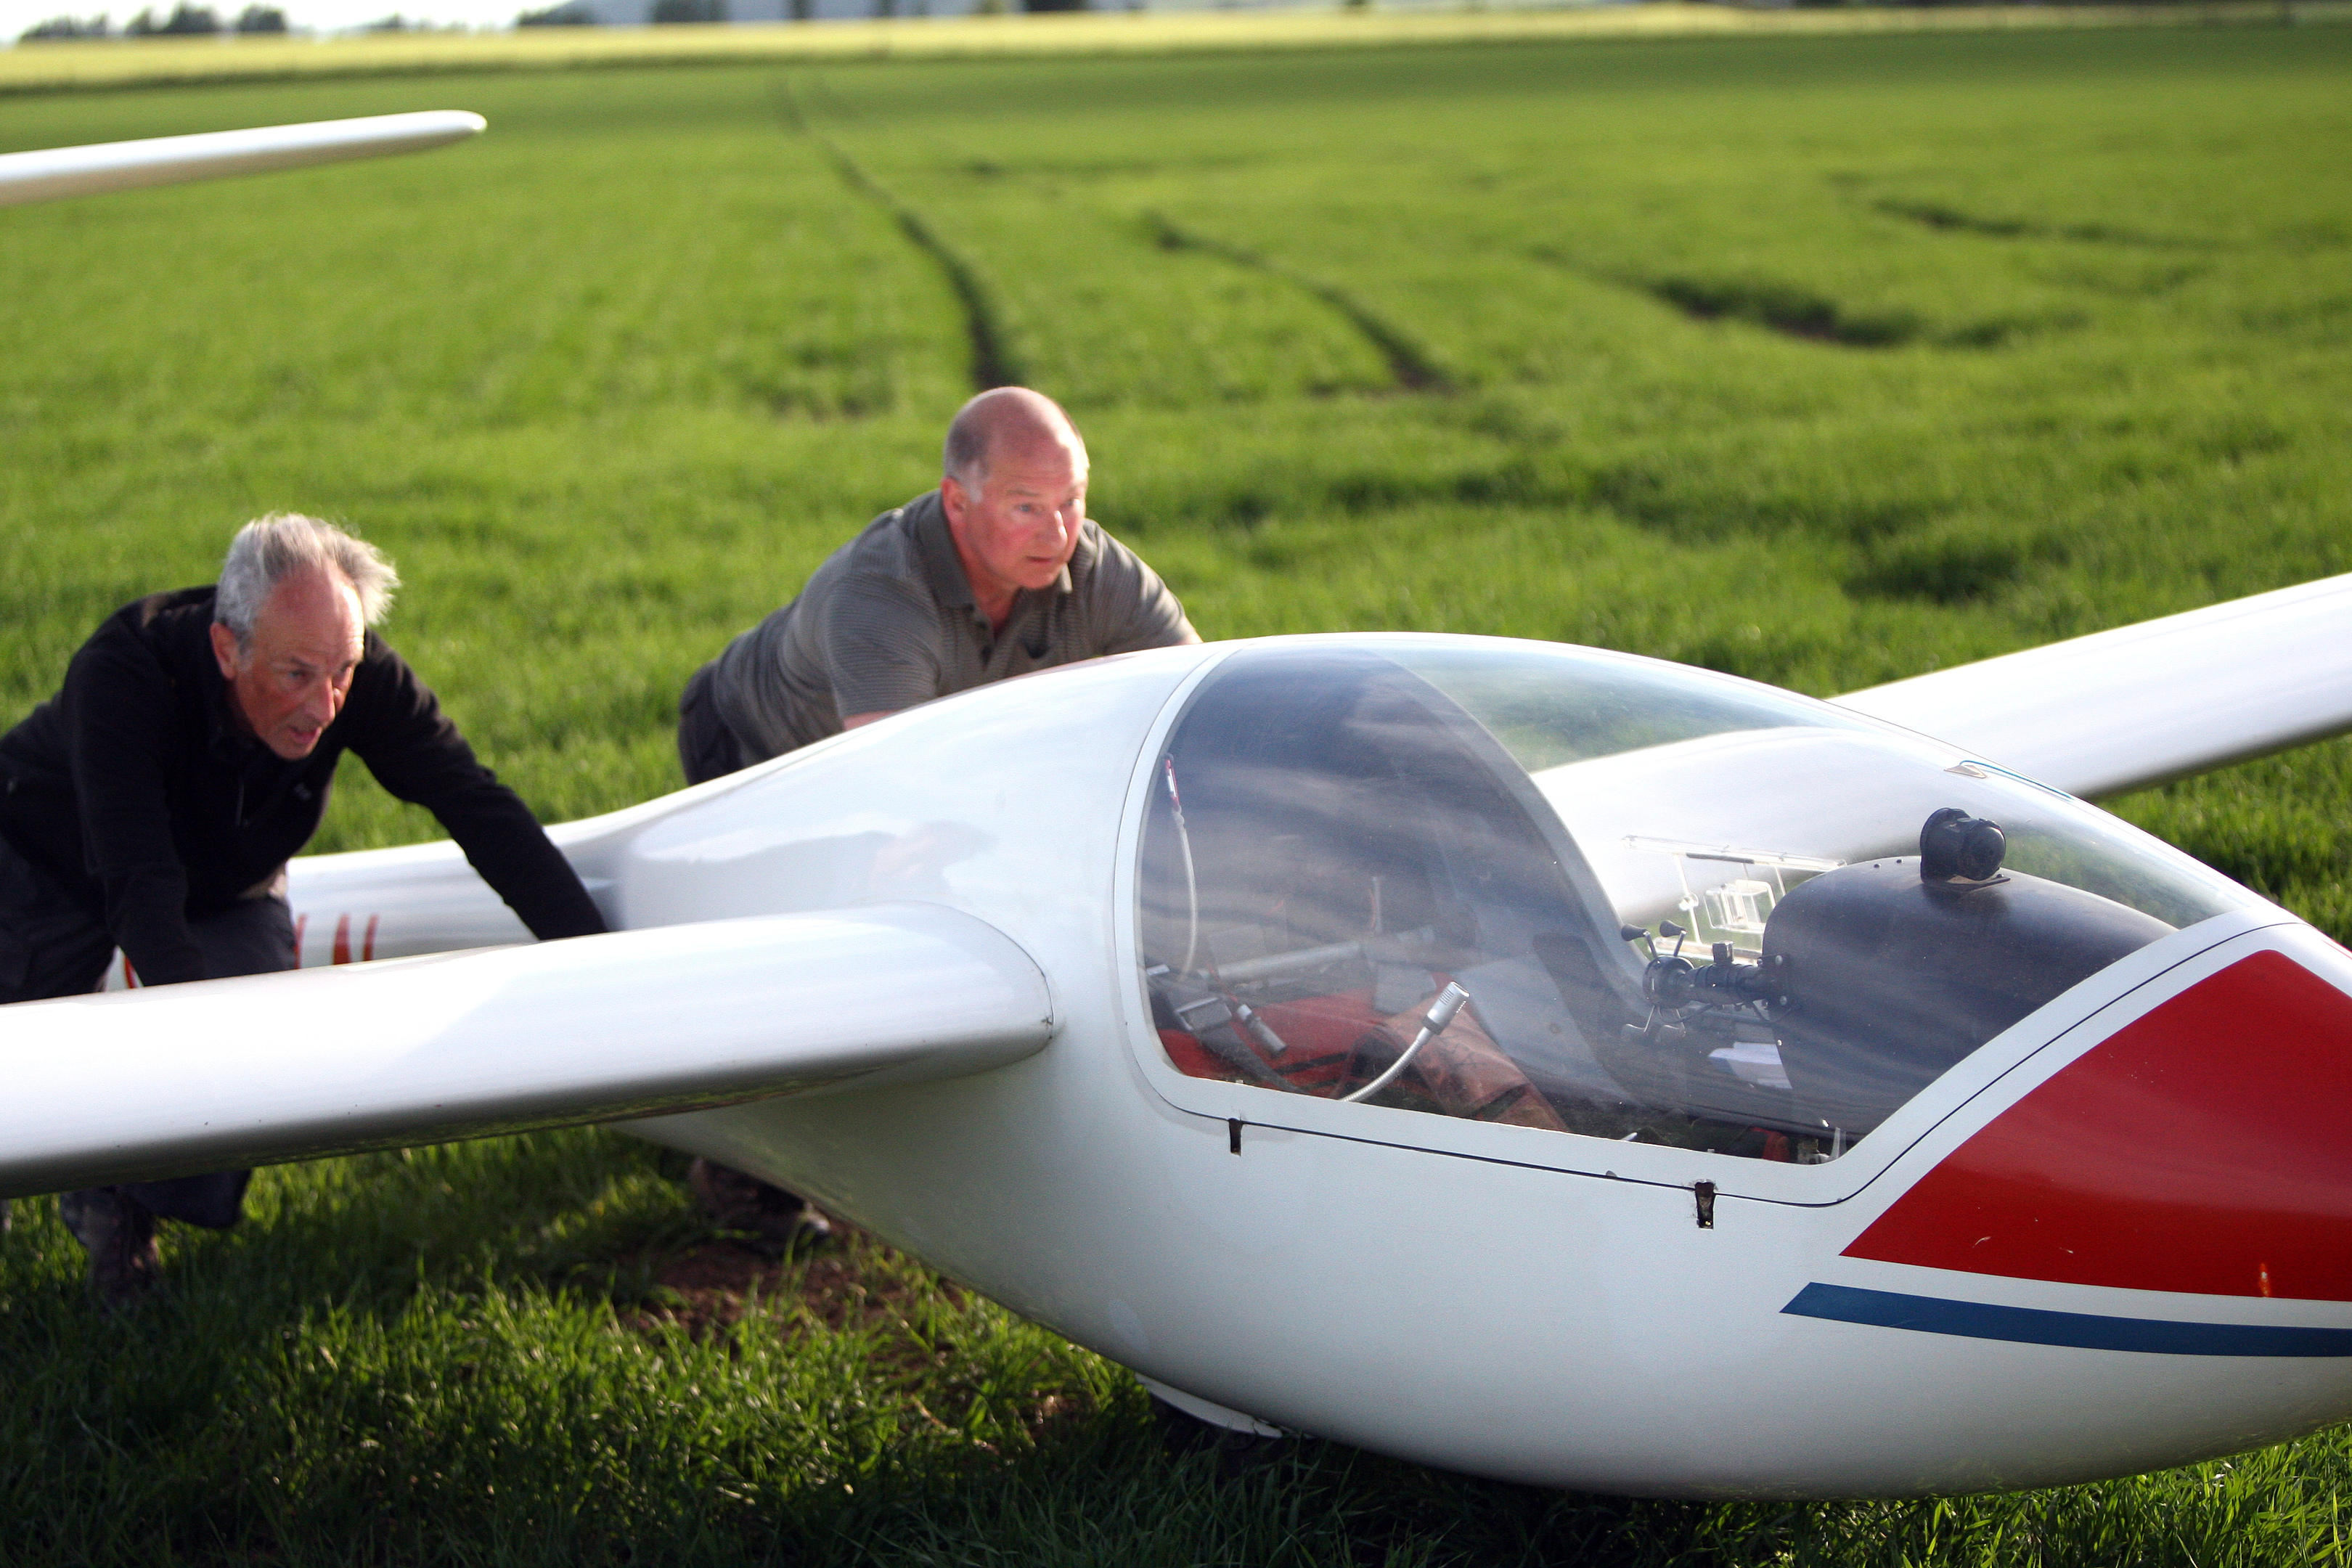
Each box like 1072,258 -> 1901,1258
280,636 -> 2352,1495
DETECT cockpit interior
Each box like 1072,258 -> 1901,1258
1138,642 -> 2255,1161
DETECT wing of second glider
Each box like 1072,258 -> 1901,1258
0,110 -> 486,209
0,902 -> 1052,1199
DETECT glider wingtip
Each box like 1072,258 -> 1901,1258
402,109 -> 489,145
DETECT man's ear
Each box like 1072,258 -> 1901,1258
208,621 -> 242,682
939,475 -> 970,531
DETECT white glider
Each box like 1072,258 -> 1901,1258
8,574 -> 2352,1497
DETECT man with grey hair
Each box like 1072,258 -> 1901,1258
673,387 -> 1197,1241
0,513 -> 607,1307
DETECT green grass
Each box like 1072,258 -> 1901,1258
4,25 -> 2352,1564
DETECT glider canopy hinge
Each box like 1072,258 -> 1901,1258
1694,1180 -> 1717,1230
1229,1118 -> 1244,1155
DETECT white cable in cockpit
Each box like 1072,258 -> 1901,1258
1163,757 -> 1200,976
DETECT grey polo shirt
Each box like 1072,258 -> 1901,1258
709,489 -> 1197,763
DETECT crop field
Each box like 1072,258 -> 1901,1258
3,22 -> 2351,1566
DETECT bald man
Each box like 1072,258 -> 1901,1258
673,390 -> 1197,1244
679,388 -> 1199,785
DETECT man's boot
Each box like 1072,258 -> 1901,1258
57,1188 -> 158,1311
687,1159 -> 830,1252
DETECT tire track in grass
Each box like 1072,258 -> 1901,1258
1871,197 -> 2207,250
1140,211 -> 1452,393
1641,272 -> 2062,350
1530,244 -> 2049,351
783,83 -> 1022,393
1646,274 -> 1927,348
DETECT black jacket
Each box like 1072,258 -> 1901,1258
0,587 -> 606,986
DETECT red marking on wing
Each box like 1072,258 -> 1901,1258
332,914 -> 351,966
362,914 -> 379,963
121,954 -> 139,989
1847,951 -> 2352,1302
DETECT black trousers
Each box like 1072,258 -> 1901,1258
676,661 -> 746,788
0,838 -> 294,1228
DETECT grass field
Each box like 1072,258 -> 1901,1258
4,24 -> 2352,1564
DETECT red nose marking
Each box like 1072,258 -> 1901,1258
1847,950 -> 2352,1302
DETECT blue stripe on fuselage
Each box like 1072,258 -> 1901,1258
1783,1283 -> 2352,1357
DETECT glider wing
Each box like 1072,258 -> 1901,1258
0,902 -> 1053,1199
1834,572 -> 2352,799
0,110 -> 485,209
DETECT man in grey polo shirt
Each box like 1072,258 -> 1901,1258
673,387 -> 1199,1244
679,386 -> 1199,785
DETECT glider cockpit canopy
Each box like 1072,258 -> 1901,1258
1139,640 -> 2258,1161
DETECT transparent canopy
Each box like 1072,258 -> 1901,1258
1138,641 -> 2259,1161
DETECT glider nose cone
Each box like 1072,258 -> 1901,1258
1850,948 -> 2352,1303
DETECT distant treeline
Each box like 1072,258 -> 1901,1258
18,3 -> 285,36
515,0 -> 1066,18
